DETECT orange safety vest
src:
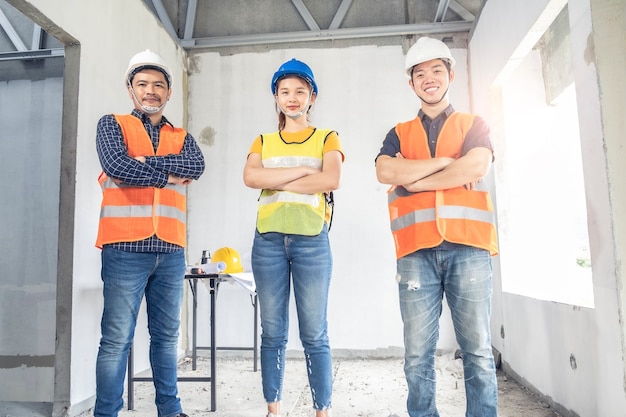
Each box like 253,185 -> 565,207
388,112 -> 498,259
95,114 -> 187,248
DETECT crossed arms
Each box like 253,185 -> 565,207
375,146 -> 492,192
243,150 -> 343,194
96,114 -> 205,188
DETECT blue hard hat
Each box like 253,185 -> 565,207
271,58 -> 318,95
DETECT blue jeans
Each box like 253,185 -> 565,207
398,246 -> 498,417
252,226 -> 333,411
95,247 -> 186,417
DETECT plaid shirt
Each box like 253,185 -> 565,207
96,109 -> 205,252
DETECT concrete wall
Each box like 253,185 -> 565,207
0,75 -> 63,402
470,0 -> 626,415
4,0 -> 626,415
4,0 -> 187,413
184,45 -> 471,356
3,0 -> 468,414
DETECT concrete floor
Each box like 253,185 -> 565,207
63,352 -> 559,417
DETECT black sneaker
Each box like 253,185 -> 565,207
175,414 -> 189,417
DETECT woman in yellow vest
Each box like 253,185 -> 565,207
376,38 -> 498,417
243,59 -> 344,417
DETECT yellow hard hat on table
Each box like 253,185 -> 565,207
212,247 -> 244,273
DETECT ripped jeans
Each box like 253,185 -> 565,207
397,246 -> 498,417
252,227 -> 333,411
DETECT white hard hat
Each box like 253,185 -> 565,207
405,37 -> 456,78
124,49 -> 172,87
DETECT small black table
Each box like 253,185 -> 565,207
127,273 -> 258,412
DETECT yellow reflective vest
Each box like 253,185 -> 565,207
95,114 -> 187,248
388,112 -> 498,259
256,129 -> 333,235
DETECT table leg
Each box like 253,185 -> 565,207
210,278 -> 217,411
192,278 -> 198,370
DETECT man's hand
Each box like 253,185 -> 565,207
405,176 -> 483,193
134,156 -> 146,163
464,178 -> 483,190
168,175 -> 192,185
393,152 -> 456,193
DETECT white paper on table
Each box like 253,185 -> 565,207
197,271 -> 256,295
227,272 -> 256,295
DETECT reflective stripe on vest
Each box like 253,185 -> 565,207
95,114 -> 187,248
388,113 -> 498,258
99,179 -> 186,222
256,129 -> 331,235
263,155 -> 322,169
258,190 -> 320,207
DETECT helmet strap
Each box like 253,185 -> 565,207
128,82 -> 167,114
418,85 -> 449,105
276,91 -> 313,119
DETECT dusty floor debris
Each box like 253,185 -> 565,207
68,353 -> 560,417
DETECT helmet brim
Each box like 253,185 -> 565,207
272,72 -> 318,95
127,64 -> 172,87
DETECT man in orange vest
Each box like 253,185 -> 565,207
94,49 -> 204,417
376,37 -> 498,417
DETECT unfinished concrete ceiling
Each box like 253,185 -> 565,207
145,0 -> 486,49
0,0 -> 486,59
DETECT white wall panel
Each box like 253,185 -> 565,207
186,45 -> 471,354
